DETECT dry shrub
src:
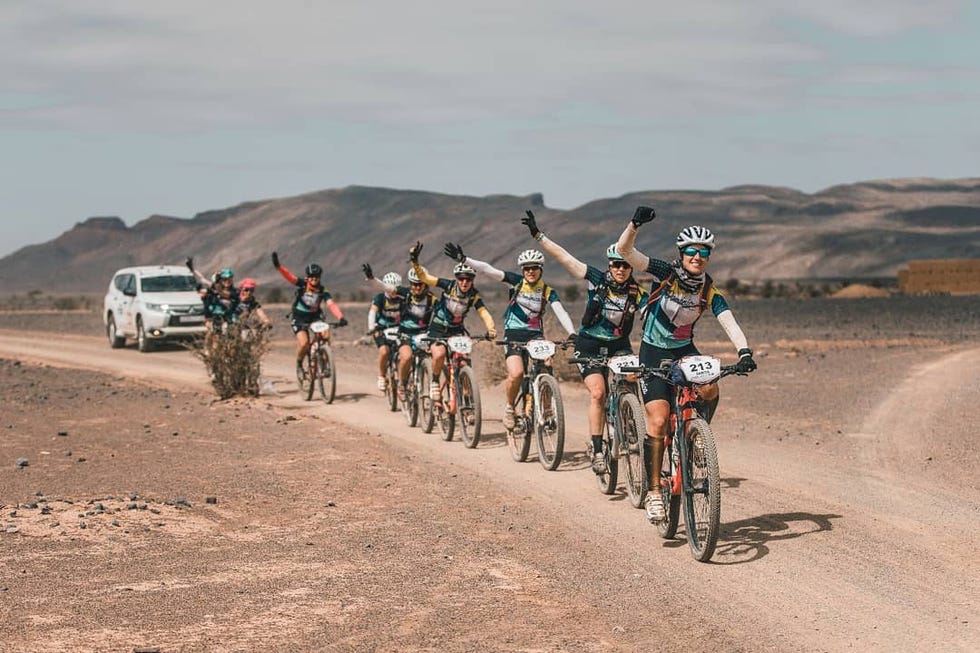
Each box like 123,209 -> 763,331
191,324 -> 271,399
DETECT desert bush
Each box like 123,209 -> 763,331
191,324 -> 271,399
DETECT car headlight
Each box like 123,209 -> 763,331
143,303 -> 169,312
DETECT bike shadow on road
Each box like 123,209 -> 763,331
700,508 -> 842,565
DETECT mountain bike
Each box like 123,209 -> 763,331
568,353 -> 648,508
496,338 -> 570,470
421,333 -> 488,448
297,320 -> 341,404
625,355 -> 744,562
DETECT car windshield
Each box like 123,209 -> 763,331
140,275 -> 197,293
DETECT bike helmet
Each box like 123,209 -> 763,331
517,249 -> 545,268
305,263 -> 323,277
676,225 -> 715,250
240,278 -> 257,290
453,262 -> 476,278
382,272 -> 402,287
406,268 -> 422,284
606,243 -> 624,261
218,268 -> 234,279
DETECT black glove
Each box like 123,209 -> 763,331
522,210 -> 541,238
337,317 -> 348,327
409,241 -> 423,263
631,205 -> 656,228
361,263 -> 373,280
271,251 -> 280,268
443,242 -> 465,262
185,257 -> 194,272
735,348 -> 757,374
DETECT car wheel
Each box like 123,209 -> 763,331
136,316 -> 153,353
107,314 -> 126,349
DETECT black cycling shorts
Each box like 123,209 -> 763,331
503,328 -> 541,358
573,333 -> 632,379
637,341 -> 700,403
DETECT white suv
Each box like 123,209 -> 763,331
104,265 -> 206,352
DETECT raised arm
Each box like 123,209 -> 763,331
443,242 -> 506,283
615,206 -> 657,271
521,210 -> 588,280
271,251 -> 298,284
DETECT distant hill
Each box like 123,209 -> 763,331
2,178 -> 979,293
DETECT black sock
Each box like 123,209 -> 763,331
644,438 -> 655,484
591,435 -> 603,454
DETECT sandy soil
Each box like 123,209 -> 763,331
1,297 -> 979,652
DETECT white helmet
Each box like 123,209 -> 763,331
606,243 -> 625,261
517,249 -> 545,268
453,262 -> 476,278
406,268 -> 422,284
382,272 -> 403,287
676,225 -> 715,250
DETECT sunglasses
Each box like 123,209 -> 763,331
240,288 -> 254,294
409,281 -> 425,287
608,261 -> 632,269
455,275 -> 475,282
522,266 -> 542,272
681,247 -> 711,258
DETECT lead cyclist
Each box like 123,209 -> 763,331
615,206 -> 757,523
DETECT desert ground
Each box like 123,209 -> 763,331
1,295 -> 979,652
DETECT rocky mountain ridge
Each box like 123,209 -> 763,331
2,178 -> 979,293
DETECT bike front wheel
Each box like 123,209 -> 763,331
317,343 -> 336,404
534,374 -> 565,471
385,362 -> 398,412
457,366 -> 481,449
419,358 -> 435,433
683,418 -> 721,562
507,392 -> 532,462
437,370 -> 455,441
401,362 -> 419,427
618,393 -> 648,508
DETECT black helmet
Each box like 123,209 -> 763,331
305,263 -> 323,278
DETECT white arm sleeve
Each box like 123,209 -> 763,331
716,309 -> 749,352
549,300 -> 577,336
367,305 -> 378,332
371,277 -> 396,293
464,256 -> 506,282
615,223 -> 651,271
539,236 -> 588,280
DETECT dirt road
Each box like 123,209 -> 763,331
1,315 -> 979,652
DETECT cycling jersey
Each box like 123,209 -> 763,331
398,288 -> 435,334
579,265 -> 649,341
289,279 -> 333,323
430,277 -> 487,330
371,292 -> 404,329
203,287 -> 239,321
641,258 -> 729,349
500,271 -> 560,333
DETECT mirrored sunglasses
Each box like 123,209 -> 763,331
681,246 -> 711,259
609,261 -> 632,269
522,265 -> 542,272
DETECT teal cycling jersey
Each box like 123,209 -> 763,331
578,265 -> 649,341
371,292 -> 404,329
500,270 -> 560,333
640,258 -> 730,349
430,278 -> 487,330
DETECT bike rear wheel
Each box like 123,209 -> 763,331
401,361 -> 419,427
304,349 -> 316,401
683,418 -> 721,562
457,366 -> 481,449
419,358 -> 435,433
656,437 -> 681,539
618,393 -> 648,508
595,438 -> 618,495
437,370 -> 455,441
385,360 -> 398,412
534,374 -> 565,471
317,344 -> 336,404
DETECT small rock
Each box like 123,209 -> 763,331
126,503 -> 138,510
149,508 -> 161,515
57,431 -> 68,437
79,522 -> 87,529
138,503 -> 148,510
15,458 -> 28,469
77,457 -> 87,463
326,501 -> 336,507
205,497 -> 217,505
174,497 -> 192,508
111,520 -> 120,527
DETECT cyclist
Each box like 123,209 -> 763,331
408,241 -> 496,403
186,258 -> 239,335
615,206 -> 757,523
236,278 -> 272,330
521,210 -> 649,475
365,271 -> 406,392
362,263 -> 437,401
271,251 -> 348,376
442,242 -> 576,431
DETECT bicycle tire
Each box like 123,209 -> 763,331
595,438 -> 618,495
419,358 -> 435,433
656,436 -> 681,539
437,370 -> 455,441
401,361 -> 419,427
457,366 -> 481,449
683,418 -> 721,562
618,393 -> 648,508
317,344 -> 336,404
296,353 -> 309,394
507,392 -> 532,462
534,374 -> 565,471
385,361 -> 398,412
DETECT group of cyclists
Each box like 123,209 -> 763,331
186,257 -> 272,336
193,205 -> 758,524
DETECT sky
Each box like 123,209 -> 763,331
2,0 -> 979,257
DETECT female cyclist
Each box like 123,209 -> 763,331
365,270 -> 405,392
615,206 -> 757,522
271,251 -> 348,376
